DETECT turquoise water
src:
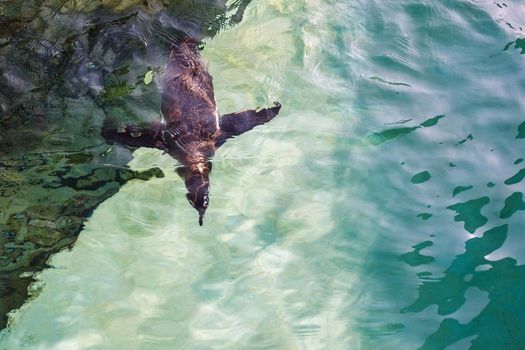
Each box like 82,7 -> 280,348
1,0 -> 525,349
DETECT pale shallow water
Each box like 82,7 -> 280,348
1,0 -> 525,349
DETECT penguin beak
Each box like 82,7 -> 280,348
198,209 -> 205,226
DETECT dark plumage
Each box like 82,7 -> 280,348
102,37 -> 281,225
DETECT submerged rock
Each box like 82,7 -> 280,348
0,0 -> 253,330
0,151 -> 164,328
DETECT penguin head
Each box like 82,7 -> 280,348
179,164 -> 211,226
186,183 -> 209,226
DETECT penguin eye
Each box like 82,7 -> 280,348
203,194 -> 209,206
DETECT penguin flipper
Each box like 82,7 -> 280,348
102,120 -> 167,151
216,101 -> 281,146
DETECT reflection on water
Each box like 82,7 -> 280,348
403,224 -> 525,349
1,0 -> 525,349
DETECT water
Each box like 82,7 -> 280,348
1,0 -> 524,349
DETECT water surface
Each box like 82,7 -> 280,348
1,0 -> 525,349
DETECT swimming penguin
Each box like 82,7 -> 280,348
102,37 -> 281,225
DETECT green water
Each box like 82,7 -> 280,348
1,0 -> 525,349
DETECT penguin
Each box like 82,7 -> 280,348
102,37 -> 281,225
